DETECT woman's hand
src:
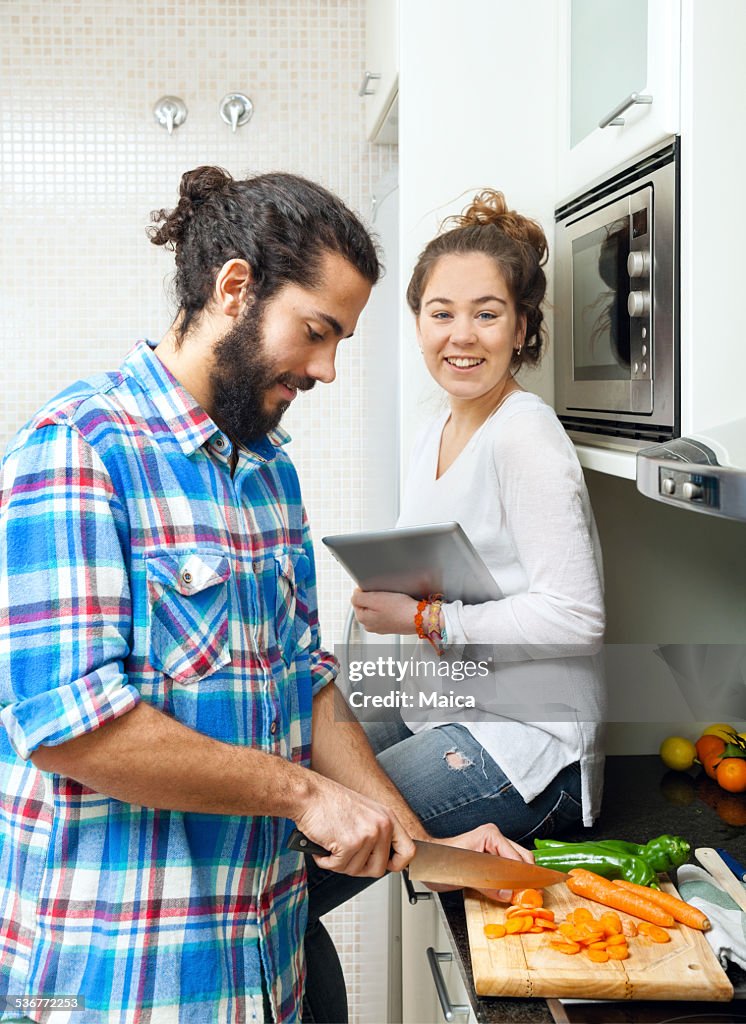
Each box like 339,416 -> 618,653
351,588 -> 419,636
425,823 -> 535,903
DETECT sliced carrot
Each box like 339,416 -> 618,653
600,911 -> 623,935
637,921 -> 672,943
511,888 -> 543,908
505,907 -> 535,919
529,907 -> 555,921
534,919 -> 558,930
505,916 -> 533,934
588,940 -> 608,950
528,925 -> 543,933
483,923 -> 506,939
621,918 -> 638,938
613,879 -> 710,931
605,933 -> 627,947
566,870 -> 674,927
569,907 -> 594,925
550,940 -> 581,955
585,948 -> 609,963
607,944 -> 630,960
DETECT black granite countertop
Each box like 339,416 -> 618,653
436,754 -> 746,1024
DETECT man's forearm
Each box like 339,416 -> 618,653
310,683 -> 428,840
30,701 -> 315,820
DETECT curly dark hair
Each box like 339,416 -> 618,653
148,165 -> 381,342
406,190 -> 548,370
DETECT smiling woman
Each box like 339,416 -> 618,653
352,188 -> 607,837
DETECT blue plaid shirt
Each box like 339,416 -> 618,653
0,340 -> 338,1022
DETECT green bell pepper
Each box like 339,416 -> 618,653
534,834 -> 690,873
532,845 -> 660,887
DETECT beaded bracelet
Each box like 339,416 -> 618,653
414,593 -> 445,655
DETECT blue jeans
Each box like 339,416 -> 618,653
302,717 -> 582,1022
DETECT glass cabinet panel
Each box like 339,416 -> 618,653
570,0 -> 648,147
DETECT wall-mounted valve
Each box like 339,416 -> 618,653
219,93 -> 254,132
153,96 -> 187,135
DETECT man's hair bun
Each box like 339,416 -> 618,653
148,166 -> 233,250
179,165 -> 233,204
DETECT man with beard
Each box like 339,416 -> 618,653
0,166 -> 529,1024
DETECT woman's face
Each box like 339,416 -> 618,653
417,252 -> 525,404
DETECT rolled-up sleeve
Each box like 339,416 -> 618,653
0,421 -> 140,759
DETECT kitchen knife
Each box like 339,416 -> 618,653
287,829 -> 567,889
694,847 -> 746,913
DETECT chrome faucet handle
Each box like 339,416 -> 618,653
153,96 -> 187,135
219,93 -> 254,132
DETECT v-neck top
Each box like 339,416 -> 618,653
397,391 -> 606,826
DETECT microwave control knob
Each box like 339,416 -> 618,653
628,290 -> 650,317
627,250 -> 651,277
661,477 -> 676,496
682,480 -> 703,501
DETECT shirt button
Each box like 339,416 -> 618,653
215,437 -> 225,449
182,570 -> 193,584
270,721 -> 277,735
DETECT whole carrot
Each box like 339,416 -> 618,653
613,879 -> 711,931
566,869 -> 675,927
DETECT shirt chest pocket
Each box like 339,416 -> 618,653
146,549 -> 232,685
273,547 -> 313,666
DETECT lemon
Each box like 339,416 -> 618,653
701,723 -> 738,741
659,735 -> 696,771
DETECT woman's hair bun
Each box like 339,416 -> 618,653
451,189 -> 547,265
148,165 -> 232,250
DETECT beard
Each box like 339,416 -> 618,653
209,298 -> 315,446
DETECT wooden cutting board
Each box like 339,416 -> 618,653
464,877 -> 734,1001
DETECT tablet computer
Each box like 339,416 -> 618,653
322,522 -> 502,605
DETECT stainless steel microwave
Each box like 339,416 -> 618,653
554,140 -> 679,449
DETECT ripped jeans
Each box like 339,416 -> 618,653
302,718 -> 582,1022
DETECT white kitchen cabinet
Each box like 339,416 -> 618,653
557,0 -> 680,198
361,0 -> 398,144
401,889 -> 477,1024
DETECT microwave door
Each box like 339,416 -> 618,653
560,190 -> 653,416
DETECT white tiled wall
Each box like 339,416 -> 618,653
1,2 -> 397,1020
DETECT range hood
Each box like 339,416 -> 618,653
637,419 -> 746,522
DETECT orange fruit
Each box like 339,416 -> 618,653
702,750 -> 723,780
716,757 -> 746,793
695,734 -> 726,763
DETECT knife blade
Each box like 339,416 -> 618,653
287,829 -> 567,889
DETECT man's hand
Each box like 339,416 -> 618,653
350,588 -> 419,636
425,823 -> 535,902
294,774 -> 416,878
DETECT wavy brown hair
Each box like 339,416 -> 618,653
149,165 -> 381,342
406,190 -> 548,369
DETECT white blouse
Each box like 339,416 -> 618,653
397,391 -> 607,826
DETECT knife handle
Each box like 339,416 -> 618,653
287,828 -> 331,857
694,847 -> 746,913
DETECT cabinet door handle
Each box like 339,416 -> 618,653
599,91 -> 653,128
426,948 -> 470,1022
402,868 -> 433,905
358,70 -> 382,96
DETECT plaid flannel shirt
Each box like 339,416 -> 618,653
0,340 -> 338,1023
